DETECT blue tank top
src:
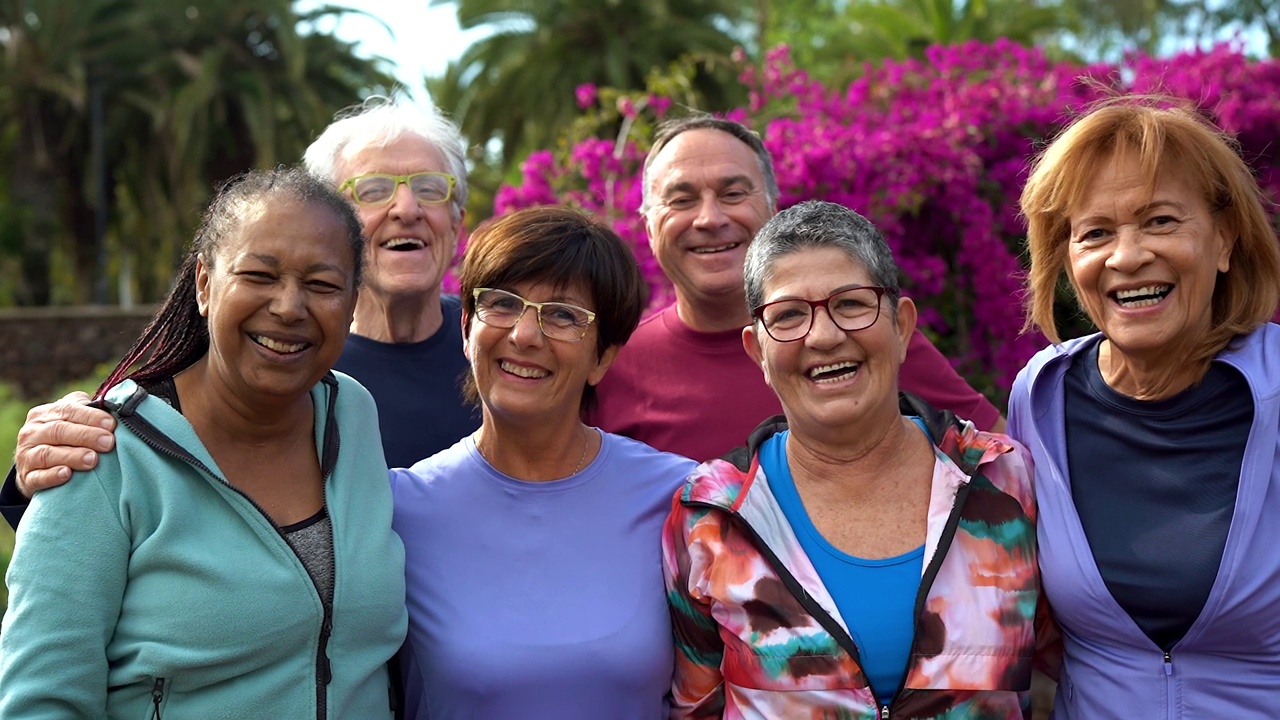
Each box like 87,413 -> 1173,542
760,428 -> 925,705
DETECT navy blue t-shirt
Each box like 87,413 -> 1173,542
1065,338 -> 1252,650
334,294 -> 480,469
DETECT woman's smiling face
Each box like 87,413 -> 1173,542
1065,152 -> 1233,364
744,245 -> 914,437
197,197 -> 358,402
463,279 -> 617,427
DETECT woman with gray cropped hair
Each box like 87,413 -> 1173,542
663,200 -> 1052,718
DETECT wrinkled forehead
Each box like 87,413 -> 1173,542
1065,143 -> 1205,218
336,132 -> 448,179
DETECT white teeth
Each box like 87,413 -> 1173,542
808,362 -> 858,383
1122,297 -> 1162,308
252,335 -> 308,353
1114,284 -> 1172,307
382,237 -> 425,250
691,243 -> 739,254
500,360 -> 548,379
1115,285 -> 1170,299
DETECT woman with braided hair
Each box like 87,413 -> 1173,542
0,166 -> 407,718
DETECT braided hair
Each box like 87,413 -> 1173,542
95,166 -> 364,399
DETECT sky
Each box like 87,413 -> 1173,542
297,1 -> 483,102
296,2 -> 1273,101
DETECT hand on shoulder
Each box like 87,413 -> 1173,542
15,391 -> 116,496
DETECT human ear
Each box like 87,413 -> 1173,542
894,297 -> 918,365
195,257 -> 212,318
586,344 -> 622,387
742,325 -> 772,388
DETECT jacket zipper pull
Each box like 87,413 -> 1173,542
151,677 -> 165,719
1163,650 -> 1173,676
880,704 -> 890,719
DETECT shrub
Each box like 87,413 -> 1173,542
483,41 -> 1280,403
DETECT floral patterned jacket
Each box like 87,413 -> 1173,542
662,394 -> 1051,720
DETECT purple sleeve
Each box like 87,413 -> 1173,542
899,329 -> 1002,431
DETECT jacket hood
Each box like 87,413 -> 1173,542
1017,324 -> 1280,416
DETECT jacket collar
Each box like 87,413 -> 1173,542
684,390 -> 1011,512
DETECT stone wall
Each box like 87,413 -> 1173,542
0,306 -> 156,401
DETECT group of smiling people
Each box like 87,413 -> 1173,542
1,96 -> 1278,720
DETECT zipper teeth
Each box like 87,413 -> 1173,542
683,474 -> 973,716
117,410 -> 280,524
115,377 -> 342,720
314,377 -> 339,720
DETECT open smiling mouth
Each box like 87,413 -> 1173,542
381,238 -> 426,251
691,242 -> 741,254
251,335 -> 310,354
808,361 -> 859,384
1112,284 -> 1172,308
500,360 -> 549,379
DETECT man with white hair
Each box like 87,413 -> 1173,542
303,99 -> 479,468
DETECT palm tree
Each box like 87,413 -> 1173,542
0,0 -> 148,304
429,0 -> 747,164
113,0 -> 399,299
0,0 -> 397,305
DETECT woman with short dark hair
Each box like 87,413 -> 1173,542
390,205 -> 697,719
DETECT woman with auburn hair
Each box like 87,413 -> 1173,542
1011,99 -> 1280,718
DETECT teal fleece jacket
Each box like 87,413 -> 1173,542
0,372 -> 407,719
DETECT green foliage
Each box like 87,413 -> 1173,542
428,0 -> 747,166
0,0 -> 399,308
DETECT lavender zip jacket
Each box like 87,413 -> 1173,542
1007,323 -> 1280,719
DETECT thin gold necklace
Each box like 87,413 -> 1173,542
570,427 -> 590,475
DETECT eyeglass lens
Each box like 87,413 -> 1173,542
760,287 -> 882,341
352,174 -> 451,204
475,289 -> 593,340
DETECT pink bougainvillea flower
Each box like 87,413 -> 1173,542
491,42 -> 1280,403
575,83 -> 598,109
